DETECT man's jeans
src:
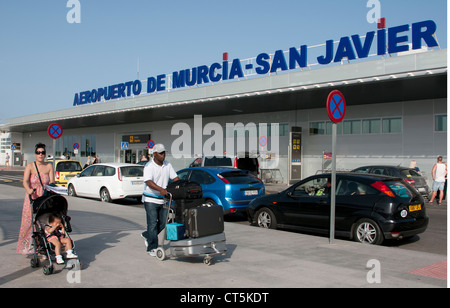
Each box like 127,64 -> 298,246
142,201 -> 167,251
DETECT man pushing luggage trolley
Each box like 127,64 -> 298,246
141,144 -> 179,257
141,143 -> 227,264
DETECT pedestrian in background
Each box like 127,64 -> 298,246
83,155 -> 92,169
429,155 -> 447,205
409,160 -> 420,173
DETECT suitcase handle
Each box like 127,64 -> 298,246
164,192 -> 174,224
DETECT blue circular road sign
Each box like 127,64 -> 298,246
326,90 -> 346,123
47,123 -> 63,139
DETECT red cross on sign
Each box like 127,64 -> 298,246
47,123 -> 63,139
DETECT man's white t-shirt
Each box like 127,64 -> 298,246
435,162 -> 447,182
142,159 -> 178,204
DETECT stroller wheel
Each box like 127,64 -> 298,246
43,265 -> 53,275
30,256 -> 39,268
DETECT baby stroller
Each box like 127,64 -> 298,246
29,189 -> 79,275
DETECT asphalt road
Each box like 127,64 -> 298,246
0,168 -> 446,255
0,177 -> 446,289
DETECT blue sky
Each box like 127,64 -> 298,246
0,0 -> 447,122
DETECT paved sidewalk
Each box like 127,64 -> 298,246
0,185 -> 446,290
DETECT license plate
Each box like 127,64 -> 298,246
132,181 -> 143,185
409,204 -> 421,212
244,190 -> 258,196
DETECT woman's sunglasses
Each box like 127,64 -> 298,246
35,151 -> 46,155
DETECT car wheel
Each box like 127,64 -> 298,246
255,207 -> 277,229
354,218 -> 384,245
100,188 -> 111,202
67,184 -> 77,197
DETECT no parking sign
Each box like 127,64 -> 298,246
47,123 -> 63,139
326,90 -> 346,244
47,123 -> 62,179
326,90 -> 346,123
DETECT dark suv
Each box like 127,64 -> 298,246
351,165 -> 431,200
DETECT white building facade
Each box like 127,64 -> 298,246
1,19 -> 447,185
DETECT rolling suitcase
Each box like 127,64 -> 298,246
174,198 -> 205,225
169,232 -> 227,258
187,204 -> 224,238
166,180 -> 202,199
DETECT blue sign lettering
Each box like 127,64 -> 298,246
73,80 -> 142,105
73,20 -> 439,106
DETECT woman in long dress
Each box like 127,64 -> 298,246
17,143 -> 54,255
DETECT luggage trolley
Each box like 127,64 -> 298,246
155,193 -> 227,265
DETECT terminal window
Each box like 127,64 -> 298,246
1,137 -> 11,153
435,114 -> 447,132
309,122 -> 325,135
56,134 -> 96,157
343,120 -> 361,135
310,117 -> 403,135
326,121 -> 343,135
362,119 -> 381,134
382,117 -> 402,133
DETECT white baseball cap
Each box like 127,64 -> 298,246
153,143 -> 166,153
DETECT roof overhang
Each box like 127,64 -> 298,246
2,49 -> 447,133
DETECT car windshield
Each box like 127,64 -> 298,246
120,166 -> 143,177
352,167 -> 370,173
56,162 -> 82,172
220,171 -> 260,184
384,180 -> 414,198
204,157 -> 232,166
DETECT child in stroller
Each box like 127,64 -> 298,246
45,214 -> 78,264
30,192 -> 78,275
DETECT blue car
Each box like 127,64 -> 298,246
176,167 -> 265,214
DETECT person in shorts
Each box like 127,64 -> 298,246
429,155 -> 447,205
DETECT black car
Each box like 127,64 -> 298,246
247,173 -> 428,245
351,165 -> 431,200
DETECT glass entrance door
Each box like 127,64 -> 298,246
121,148 -> 148,164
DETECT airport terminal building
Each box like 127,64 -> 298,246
1,19 -> 447,184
